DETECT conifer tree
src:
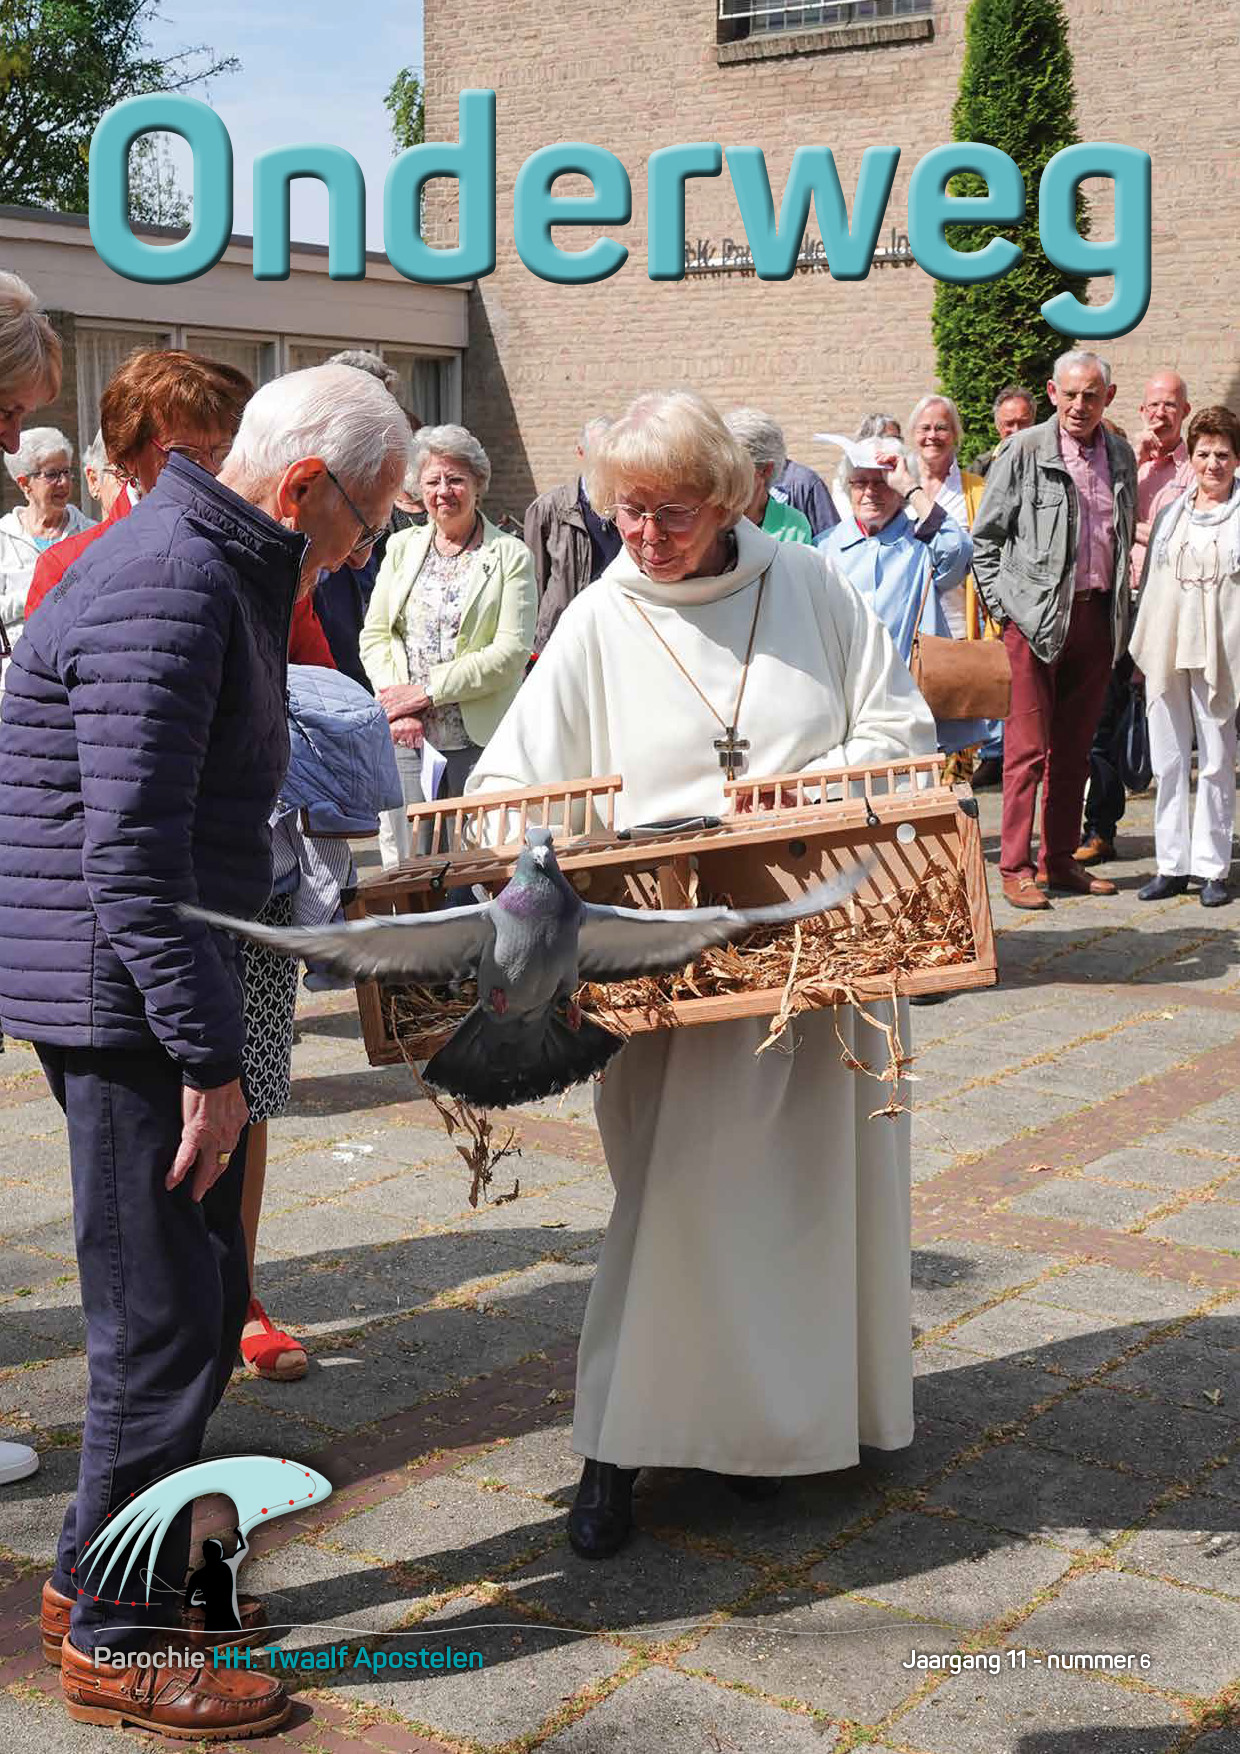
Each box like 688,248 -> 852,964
932,0 -> 1089,462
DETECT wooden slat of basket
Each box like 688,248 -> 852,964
957,801 -> 997,983
721,753 -> 947,810
400,773 -> 625,853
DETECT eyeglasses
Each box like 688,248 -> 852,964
1175,539 -> 1222,593
28,466 -> 74,484
914,424 -> 954,437
325,467 -> 386,556
152,437 -> 232,475
613,502 -> 704,536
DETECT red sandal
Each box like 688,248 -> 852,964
239,1296 -> 308,1381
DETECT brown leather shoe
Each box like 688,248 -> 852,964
1045,864 -> 1118,896
1073,836 -> 1117,866
42,1580 -> 266,1667
1002,875 -> 1050,910
61,1636 -> 287,1739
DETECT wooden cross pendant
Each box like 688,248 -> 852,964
714,726 -> 750,780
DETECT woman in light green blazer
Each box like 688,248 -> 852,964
361,425 -> 536,862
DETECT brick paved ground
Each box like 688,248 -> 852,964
1,789 -> 1239,1752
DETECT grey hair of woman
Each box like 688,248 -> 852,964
328,348 -> 401,398
3,425 -> 74,484
0,271 -> 62,400
908,393 -> 964,448
411,424 -> 491,496
225,363 -> 413,492
855,412 -> 902,441
723,407 -> 788,478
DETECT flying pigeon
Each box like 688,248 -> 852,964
184,828 -> 869,1108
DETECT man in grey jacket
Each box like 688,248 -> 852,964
971,351 -> 1136,909
525,417 -> 620,655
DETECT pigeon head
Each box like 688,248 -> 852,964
524,825 -> 557,871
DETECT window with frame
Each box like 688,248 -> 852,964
75,323 -> 173,510
286,340 -> 357,373
182,331 -> 278,390
719,0 -> 930,39
380,352 -> 459,429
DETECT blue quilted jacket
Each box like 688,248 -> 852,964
0,455 -> 303,1087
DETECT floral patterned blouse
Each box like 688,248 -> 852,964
400,542 -> 475,751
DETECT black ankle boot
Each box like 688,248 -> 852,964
723,1475 -> 784,1502
1138,873 -> 1189,901
568,1459 -> 638,1560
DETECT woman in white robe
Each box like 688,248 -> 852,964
467,390 -> 937,1558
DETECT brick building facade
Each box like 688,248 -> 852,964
424,0 -> 1240,519
1,206 -> 467,518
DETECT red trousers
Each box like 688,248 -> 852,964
1000,593 -> 1114,880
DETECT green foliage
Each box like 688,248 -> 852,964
931,0 -> 1089,462
0,0 -> 237,218
127,131 -> 189,228
384,67 -> 424,153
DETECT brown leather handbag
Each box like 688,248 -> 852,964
909,566 -> 1011,722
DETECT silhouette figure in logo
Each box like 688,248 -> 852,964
184,1525 -> 249,1632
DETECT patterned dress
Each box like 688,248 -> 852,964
400,543 -> 476,751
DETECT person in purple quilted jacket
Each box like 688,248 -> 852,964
0,363 -> 410,1739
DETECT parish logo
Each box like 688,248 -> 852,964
73,1454 -> 332,1616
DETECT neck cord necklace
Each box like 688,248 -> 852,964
435,512 -> 482,558
625,564 -> 771,780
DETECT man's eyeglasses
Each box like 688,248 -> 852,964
28,466 -> 74,484
613,502 -> 703,536
325,468 -> 386,556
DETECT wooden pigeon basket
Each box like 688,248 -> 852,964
348,755 -> 997,1069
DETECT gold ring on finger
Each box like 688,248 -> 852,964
216,1151 -> 231,1166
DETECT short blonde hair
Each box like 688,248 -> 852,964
586,390 -> 754,525
0,272 -> 62,405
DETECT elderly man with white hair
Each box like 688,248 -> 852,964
725,406 -> 814,545
0,364 -> 409,1739
0,426 -> 95,643
972,350 -> 1136,909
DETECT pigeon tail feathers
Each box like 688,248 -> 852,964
424,1006 -> 622,1108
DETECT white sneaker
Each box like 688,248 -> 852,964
0,1440 -> 38,1484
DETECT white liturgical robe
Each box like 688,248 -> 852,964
468,519 -> 937,1474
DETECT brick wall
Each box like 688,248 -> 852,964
1,309 -> 79,516
423,0 -> 1238,519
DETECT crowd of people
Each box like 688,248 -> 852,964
1,261 -> 1237,1739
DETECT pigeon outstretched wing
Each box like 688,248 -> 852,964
575,864 -> 868,980
182,901 -> 494,983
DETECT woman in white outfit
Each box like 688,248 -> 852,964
0,426 -> 94,646
467,390 -> 935,1558
1130,405 -> 1240,908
